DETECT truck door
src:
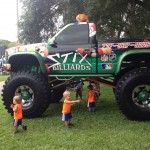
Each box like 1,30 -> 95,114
46,23 -> 97,75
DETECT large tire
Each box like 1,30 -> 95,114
1,71 -> 49,118
116,68 -> 150,120
113,67 -> 135,93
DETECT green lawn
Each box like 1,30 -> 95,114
1,83 -> 150,150
0,75 -> 9,81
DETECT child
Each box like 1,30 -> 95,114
87,85 -> 96,112
74,79 -> 84,101
62,90 -> 80,128
94,82 -> 101,96
90,82 -> 101,100
10,95 -> 27,134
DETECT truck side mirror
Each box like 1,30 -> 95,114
51,42 -> 57,48
49,39 -> 57,48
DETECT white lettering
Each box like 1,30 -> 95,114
61,52 -> 73,63
81,65 -> 86,70
70,64 -> 75,70
47,53 -> 60,68
76,64 -> 80,70
53,65 -> 60,70
72,53 -> 77,63
52,64 -> 91,71
47,52 -> 92,68
86,66 -> 91,70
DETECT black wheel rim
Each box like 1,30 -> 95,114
15,85 -> 34,110
132,85 -> 150,108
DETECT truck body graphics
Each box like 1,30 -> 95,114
2,22 -> 150,120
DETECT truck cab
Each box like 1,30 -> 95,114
44,22 -> 97,75
44,22 -> 123,77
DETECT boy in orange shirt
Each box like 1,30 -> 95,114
87,85 -> 96,112
10,95 -> 27,133
62,90 -> 80,128
90,81 -> 101,100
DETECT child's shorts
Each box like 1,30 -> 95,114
12,119 -> 22,126
62,113 -> 72,121
88,102 -> 95,108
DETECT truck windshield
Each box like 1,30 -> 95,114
55,24 -> 89,45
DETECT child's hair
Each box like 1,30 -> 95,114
87,85 -> 93,90
63,90 -> 70,98
13,95 -> 22,104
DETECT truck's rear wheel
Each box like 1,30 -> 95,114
116,68 -> 150,120
1,71 -> 49,118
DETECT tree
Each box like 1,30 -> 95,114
63,0 -> 150,39
0,40 -> 16,58
0,40 -> 15,48
19,0 -> 150,43
19,0 -> 64,43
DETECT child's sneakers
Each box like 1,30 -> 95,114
69,123 -> 74,126
14,130 -> 19,134
22,125 -> 27,131
66,123 -> 74,128
67,125 -> 72,128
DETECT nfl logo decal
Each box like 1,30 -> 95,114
109,53 -> 116,61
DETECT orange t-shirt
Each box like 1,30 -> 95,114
14,104 -> 23,120
88,91 -> 95,102
62,100 -> 72,114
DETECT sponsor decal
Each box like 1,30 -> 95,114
109,53 -> 116,61
53,64 -> 91,71
101,41 -> 150,49
89,23 -> 96,37
47,52 -> 92,71
102,64 -> 113,70
101,54 -> 109,62
134,42 -> 150,48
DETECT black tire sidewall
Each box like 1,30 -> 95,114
48,79 -> 66,103
2,72 -> 48,117
116,68 -> 150,120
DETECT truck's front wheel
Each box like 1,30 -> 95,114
116,68 -> 150,121
2,71 -> 49,118
49,79 -> 66,103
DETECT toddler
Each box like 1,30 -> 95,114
62,90 -> 80,128
10,95 -> 27,134
87,85 -> 96,112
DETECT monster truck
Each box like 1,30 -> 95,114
1,22 -> 150,120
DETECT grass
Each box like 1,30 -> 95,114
1,82 -> 150,150
0,75 -> 9,81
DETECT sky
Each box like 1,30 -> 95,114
0,0 -> 18,42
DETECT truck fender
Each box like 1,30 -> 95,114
8,52 -> 46,73
116,49 -> 150,74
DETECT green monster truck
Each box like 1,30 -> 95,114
1,22 -> 150,120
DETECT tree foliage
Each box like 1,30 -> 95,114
19,0 -> 150,43
19,0 -> 65,43
64,0 -> 150,39
0,40 -> 16,48
0,40 -> 16,58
